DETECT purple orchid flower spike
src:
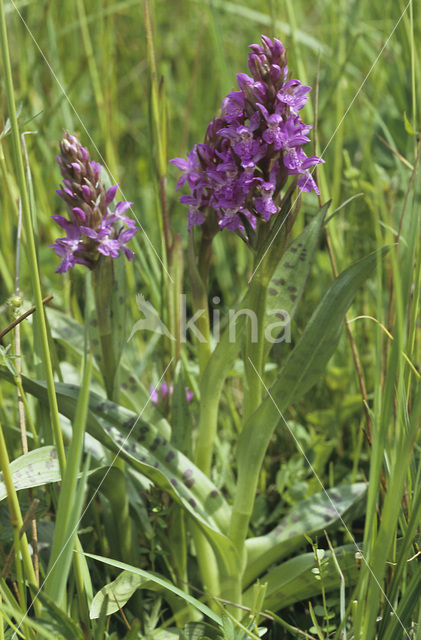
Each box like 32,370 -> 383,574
150,382 -> 194,407
51,131 -> 138,273
171,35 -> 324,240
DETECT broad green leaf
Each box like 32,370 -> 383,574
0,446 -> 60,501
235,249 -> 388,508
90,569 -> 148,617
242,543 -> 361,611
0,369 -> 237,573
268,248 -> 389,408
181,622 -> 221,640
84,552 -> 222,625
264,203 -> 328,351
244,483 -> 366,587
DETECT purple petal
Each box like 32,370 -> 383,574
81,185 -> 92,201
72,207 -> 86,222
150,385 -> 159,404
105,184 -> 119,205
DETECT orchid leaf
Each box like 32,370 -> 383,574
0,369 -> 237,574
264,202 -> 328,351
0,446 -> 60,502
85,553 -> 222,624
244,483 -> 366,587
242,543 -> 362,611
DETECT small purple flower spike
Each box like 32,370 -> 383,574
150,382 -> 194,406
51,131 -> 138,273
171,35 -> 324,237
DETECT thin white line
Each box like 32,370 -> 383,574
11,360 -> 174,638
249,0 -> 412,284
247,357 -> 412,639
9,0 -> 173,283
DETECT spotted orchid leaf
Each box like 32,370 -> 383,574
244,483 -> 367,587
242,542 -> 362,611
0,446 -> 60,502
263,202 -> 328,351
0,370 -> 238,574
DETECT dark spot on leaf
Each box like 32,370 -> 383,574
153,462 -> 159,469
165,451 -> 175,463
121,383 -> 128,390
150,438 -> 161,451
124,418 -> 136,430
210,490 -> 219,498
188,498 -> 197,509
119,296 -> 124,304
140,426 -> 149,433
129,377 -> 136,384
288,286 -> 297,292
290,247 -> 297,253
273,278 -> 286,286
185,478 -> 195,488
276,311 -> 287,319
284,262 -> 294,269
170,478 -> 178,487
269,288 -> 278,296
273,523 -> 286,536
290,294 -> 297,302
297,243 -> 303,247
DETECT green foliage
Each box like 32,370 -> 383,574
0,0 -> 419,639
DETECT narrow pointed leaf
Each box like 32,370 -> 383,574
84,553 -> 222,624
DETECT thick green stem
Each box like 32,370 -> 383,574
187,232 -> 212,374
191,525 -> 220,607
229,398 -> 276,555
0,0 -> 66,475
91,260 -> 134,563
242,275 -> 268,422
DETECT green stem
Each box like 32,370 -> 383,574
0,423 -> 40,615
187,232 -> 212,374
92,259 -> 119,401
242,274 -> 268,421
0,0 -> 66,474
